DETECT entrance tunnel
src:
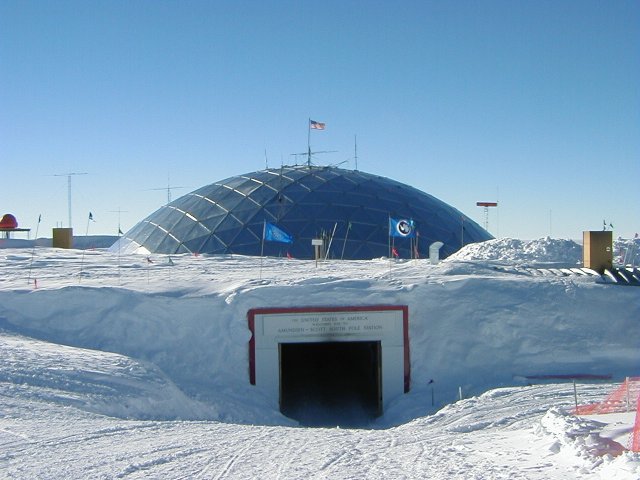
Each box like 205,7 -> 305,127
279,341 -> 381,427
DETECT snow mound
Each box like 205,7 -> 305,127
447,237 -> 582,265
0,333 -> 216,420
536,408 -> 640,478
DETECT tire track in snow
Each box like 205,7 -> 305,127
198,425 -> 270,480
272,428 -> 321,478
116,446 -> 211,478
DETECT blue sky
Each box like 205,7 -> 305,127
1,0 -> 638,240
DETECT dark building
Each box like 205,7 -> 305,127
113,165 -> 491,259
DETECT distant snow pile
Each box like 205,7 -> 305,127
616,236 -> 640,266
448,237 -> 582,265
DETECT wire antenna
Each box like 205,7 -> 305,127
290,150 -> 338,167
146,175 -> 187,204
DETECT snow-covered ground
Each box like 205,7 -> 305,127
0,237 -> 639,478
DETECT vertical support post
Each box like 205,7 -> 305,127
573,379 -> 578,411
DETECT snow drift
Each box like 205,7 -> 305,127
0,237 -> 638,426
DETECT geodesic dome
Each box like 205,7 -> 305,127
113,165 -> 492,259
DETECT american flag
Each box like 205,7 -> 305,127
310,120 -> 325,130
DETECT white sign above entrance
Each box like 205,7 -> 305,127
262,310 -> 401,341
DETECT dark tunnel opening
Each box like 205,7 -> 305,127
279,341 -> 381,427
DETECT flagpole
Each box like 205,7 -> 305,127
341,222 -> 351,260
260,220 -> 266,279
388,215 -> 391,258
109,208 -> 127,285
307,118 -> 311,167
325,222 -> 338,260
388,215 -> 392,277
27,214 -> 42,286
79,212 -> 92,283
117,226 -> 122,285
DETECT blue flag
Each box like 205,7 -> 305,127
264,222 -> 293,244
389,218 -> 416,238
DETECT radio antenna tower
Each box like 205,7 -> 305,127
354,135 -> 358,171
476,201 -> 498,231
52,172 -> 88,229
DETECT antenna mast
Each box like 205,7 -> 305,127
147,176 -> 186,204
52,172 -> 88,229
354,135 -> 358,171
292,119 -> 335,167
476,201 -> 498,231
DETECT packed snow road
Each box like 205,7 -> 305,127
0,376 -> 634,479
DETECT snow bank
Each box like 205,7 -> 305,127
0,333 -> 216,420
616,237 -> 640,266
447,237 -> 583,265
449,236 -> 640,269
0,246 -> 638,428
537,408 -> 640,479
0,243 -> 639,478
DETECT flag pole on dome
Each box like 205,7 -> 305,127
307,118 -> 311,167
308,118 -> 326,167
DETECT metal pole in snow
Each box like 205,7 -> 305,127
28,214 -> 42,286
627,377 -> 630,412
260,220 -> 266,279
324,222 -> 338,260
79,212 -> 93,283
458,386 -> 463,401
340,222 -> 351,260
573,379 -> 578,411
